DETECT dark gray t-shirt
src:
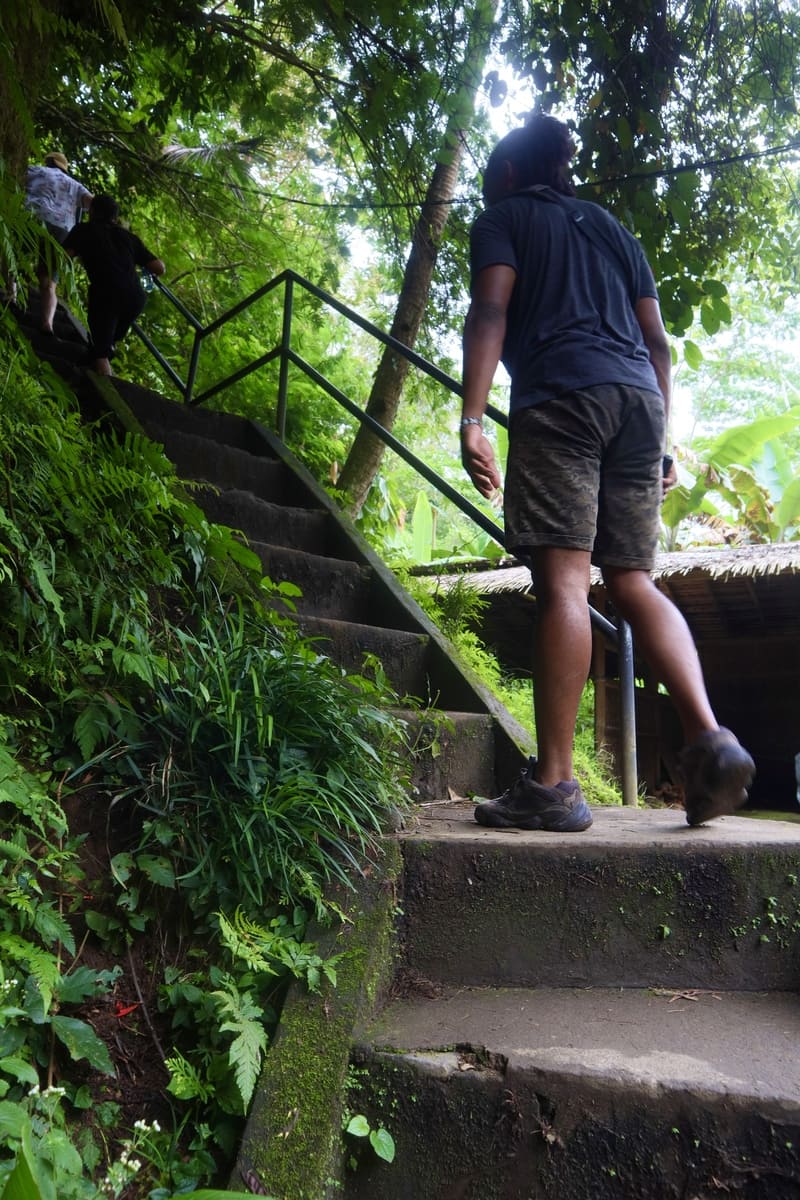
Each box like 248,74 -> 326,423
469,189 -> 660,413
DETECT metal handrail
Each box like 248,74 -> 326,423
132,269 -> 637,801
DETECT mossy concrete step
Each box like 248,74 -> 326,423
295,615 -> 431,698
25,330 -> 88,365
395,710 -> 497,803
150,425 -> 311,506
14,295 -> 87,347
110,379 -> 268,455
399,807 -> 800,991
248,541 -> 374,620
347,985 -> 800,1200
198,486 -> 336,556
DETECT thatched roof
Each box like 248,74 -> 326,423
430,543 -> 800,596
425,542 -> 800,647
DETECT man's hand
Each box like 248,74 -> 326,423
461,424 -> 501,498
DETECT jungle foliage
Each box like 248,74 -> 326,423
3,0 -> 800,530
0,328 -> 409,1196
1,0 -> 800,1191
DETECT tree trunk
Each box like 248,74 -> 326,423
0,4 -> 56,179
336,0 -> 497,516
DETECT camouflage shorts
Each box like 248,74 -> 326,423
504,384 -> 666,570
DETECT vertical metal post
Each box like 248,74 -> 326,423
185,331 -> 202,405
617,618 -> 639,806
276,277 -> 294,440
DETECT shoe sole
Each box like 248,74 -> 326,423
474,800 -> 593,833
685,768 -> 753,826
684,758 -> 755,827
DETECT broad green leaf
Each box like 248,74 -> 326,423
1,1115 -> 48,1200
179,1192 -> 280,1199
0,1058 -> 39,1087
136,854 -> 176,887
616,115 -> 633,150
699,303 -> 720,336
110,852 -> 134,886
710,295 -> 731,324
705,408 -> 800,470
674,170 -> 700,198
50,1016 -> 115,1076
683,340 -> 703,369
370,1126 -> 396,1162
1,1148 -> 44,1200
346,1114 -> 370,1137
776,477 -> 800,536
702,278 -> 728,299
0,1100 -> 28,1141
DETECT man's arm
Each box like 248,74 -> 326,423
635,295 -> 676,489
635,296 -> 671,418
461,263 -> 516,498
133,234 -> 165,278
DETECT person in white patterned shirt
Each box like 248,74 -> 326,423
25,152 -> 92,333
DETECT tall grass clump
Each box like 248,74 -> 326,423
102,594 -> 408,919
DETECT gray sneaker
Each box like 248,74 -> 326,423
679,727 -> 755,826
474,757 -> 593,832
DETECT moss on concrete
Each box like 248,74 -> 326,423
341,1045 -> 800,1200
233,841 -> 403,1199
400,839 -> 800,990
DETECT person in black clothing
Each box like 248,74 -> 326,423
63,194 -> 164,375
460,116 -> 754,830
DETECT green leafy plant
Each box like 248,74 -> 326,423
0,743 -> 119,1091
95,595 -> 410,919
159,906 -> 342,1123
662,407 -> 800,546
0,351 -> 412,1195
345,1113 -> 396,1163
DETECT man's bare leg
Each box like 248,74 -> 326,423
603,566 -> 754,822
601,566 -> 717,743
39,276 -> 57,334
530,546 -> 593,787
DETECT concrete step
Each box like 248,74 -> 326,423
150,426 -> 307,506
198,486 -> 333,555
399,807 -> 800,991
249,542 -> 373,620
395,710 -> 497,803
23,328 -> 88,364
111,380 -> 266,455
13,294 -> 87,346
294,615 -> 431,698
347,985 -> 800,1200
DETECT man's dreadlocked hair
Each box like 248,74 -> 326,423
485,114 -> 577,197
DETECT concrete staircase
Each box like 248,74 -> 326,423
344,809 -> 800,1199
14,296 -> 800,1200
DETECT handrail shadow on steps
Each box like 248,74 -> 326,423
132,268 -> 639,805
